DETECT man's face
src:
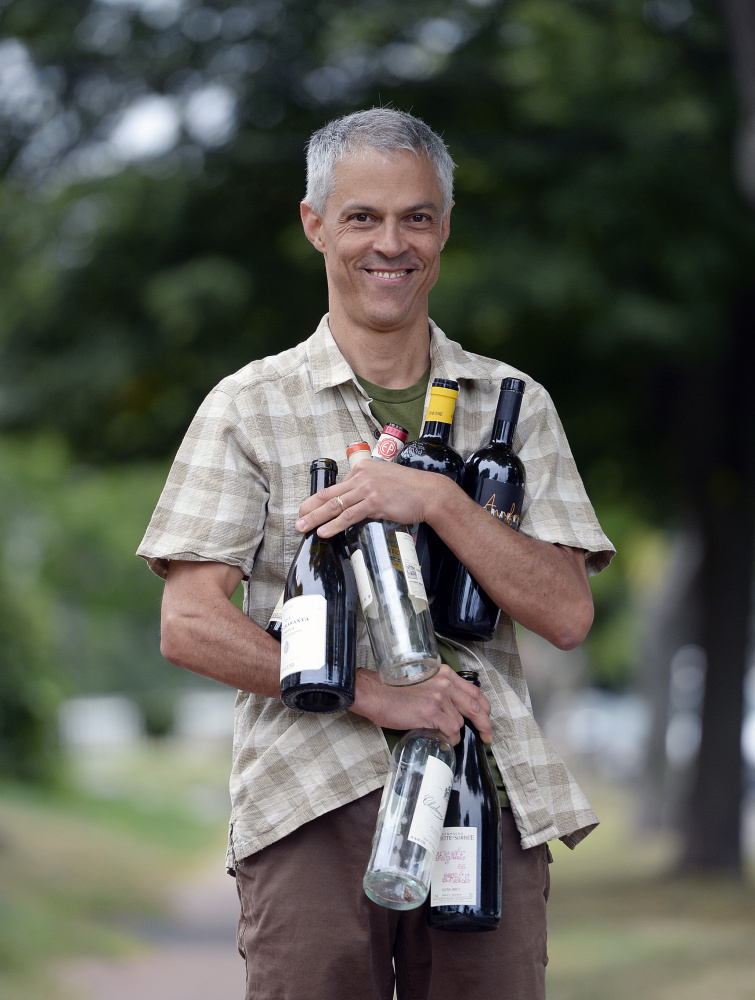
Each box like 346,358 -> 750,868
301,149 -> 451,336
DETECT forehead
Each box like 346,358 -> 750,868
327,148 -> 443,212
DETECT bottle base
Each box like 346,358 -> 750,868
363,871 -> 428,910
280,685 -> 354,714
378,656 -> 441,687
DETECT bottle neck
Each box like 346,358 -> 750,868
420,419 -> 452,444
310,463 -> 336,496
458,671 -> 481,733
422,385 -> 458,443
490,392 -> 523,448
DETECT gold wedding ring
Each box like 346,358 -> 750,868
336,495 -> 345,510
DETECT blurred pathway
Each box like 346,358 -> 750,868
57,861 -> 244,1000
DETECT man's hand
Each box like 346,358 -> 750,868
295,459 -> 445,538
350,663 -> 492,746
296,453 -> 594,652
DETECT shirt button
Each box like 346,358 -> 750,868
373,428 -> 380,439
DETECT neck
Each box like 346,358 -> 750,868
327,312 -> 431,389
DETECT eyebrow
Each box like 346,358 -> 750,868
341,201 -> 440,215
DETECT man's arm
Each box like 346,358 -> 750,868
160,559 -> 492,744
295,460 -> 594,651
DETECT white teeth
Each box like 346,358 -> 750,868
370,270 -> 409,279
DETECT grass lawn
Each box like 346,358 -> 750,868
0,739 -> 231,1000
1,743 -> 753,999
547,779 -> 755,1000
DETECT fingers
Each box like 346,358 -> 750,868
351,663 -> 493,747
457,673 -> 493,744
295,486 -> 363,536
417,666 -> 493,745
295,462 -> 432,535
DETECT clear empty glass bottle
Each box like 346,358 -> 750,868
363,729 -> 455,910
346,429 -> 440,686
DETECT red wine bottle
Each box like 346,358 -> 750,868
428,670 -> 502,932
396,378 -> 465,596
433,378 -> 525,642
280,458 -> 358,713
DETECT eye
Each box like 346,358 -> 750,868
352,213 -> 371,223
410,214 -> 430,223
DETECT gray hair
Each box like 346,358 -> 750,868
303,108 -> 456,216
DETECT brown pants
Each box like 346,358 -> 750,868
235,789 -> 550,1000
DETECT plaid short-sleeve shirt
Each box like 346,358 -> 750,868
138,316 -> 615,866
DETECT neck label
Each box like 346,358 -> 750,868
425,386 -> 458,424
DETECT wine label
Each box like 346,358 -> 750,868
408,755 -> 454,853
280,594 -> 327,680
430,827 -> 478,907
396,531 -> 429,606
476,480 -> 524,530
349,549 -> 378,619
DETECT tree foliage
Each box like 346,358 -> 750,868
0,0 -> 753,864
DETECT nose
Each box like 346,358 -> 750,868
372,218 -> 408,259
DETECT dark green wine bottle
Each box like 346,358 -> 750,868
428,670 -> 502,932
279,458 -> 358,713
433,378 -> 525,642
396,378 -> 465,596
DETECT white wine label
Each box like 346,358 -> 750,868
349,549 -> 378,618
280,594 -> 327,680
396,531 -> 429,605
408,755 -> 454,853
430,827 -> 478,907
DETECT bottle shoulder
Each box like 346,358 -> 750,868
287,531 -> 347,583
464,446 -> 525,483
397,439 -> 465,479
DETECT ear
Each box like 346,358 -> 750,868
440,201 -> 453,249
301,202 -> 326,253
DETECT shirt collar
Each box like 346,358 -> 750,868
306,314 -> 500,394
306,315 -> 357,394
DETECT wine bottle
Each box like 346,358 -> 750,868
346,427 -> 440,686
280,458 -> 358,713
428,670 -> 502,932
433,378 -> 526,642
266,442 -> 376,644
396,378 -> 465,596
363,728 -> 455,910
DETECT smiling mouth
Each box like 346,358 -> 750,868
366,269 -> 412,279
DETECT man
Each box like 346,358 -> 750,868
138,108 -> 614,1000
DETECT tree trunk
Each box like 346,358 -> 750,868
679,291 -> 755,872
721,0 -> 755,204
636,531 -> 703,833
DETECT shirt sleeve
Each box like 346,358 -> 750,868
517,383 -> 615,576
136,387 -> 269,580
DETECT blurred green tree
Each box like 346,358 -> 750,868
0,0 -> 752,868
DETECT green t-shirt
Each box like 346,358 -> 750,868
355,371 -> 510,808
